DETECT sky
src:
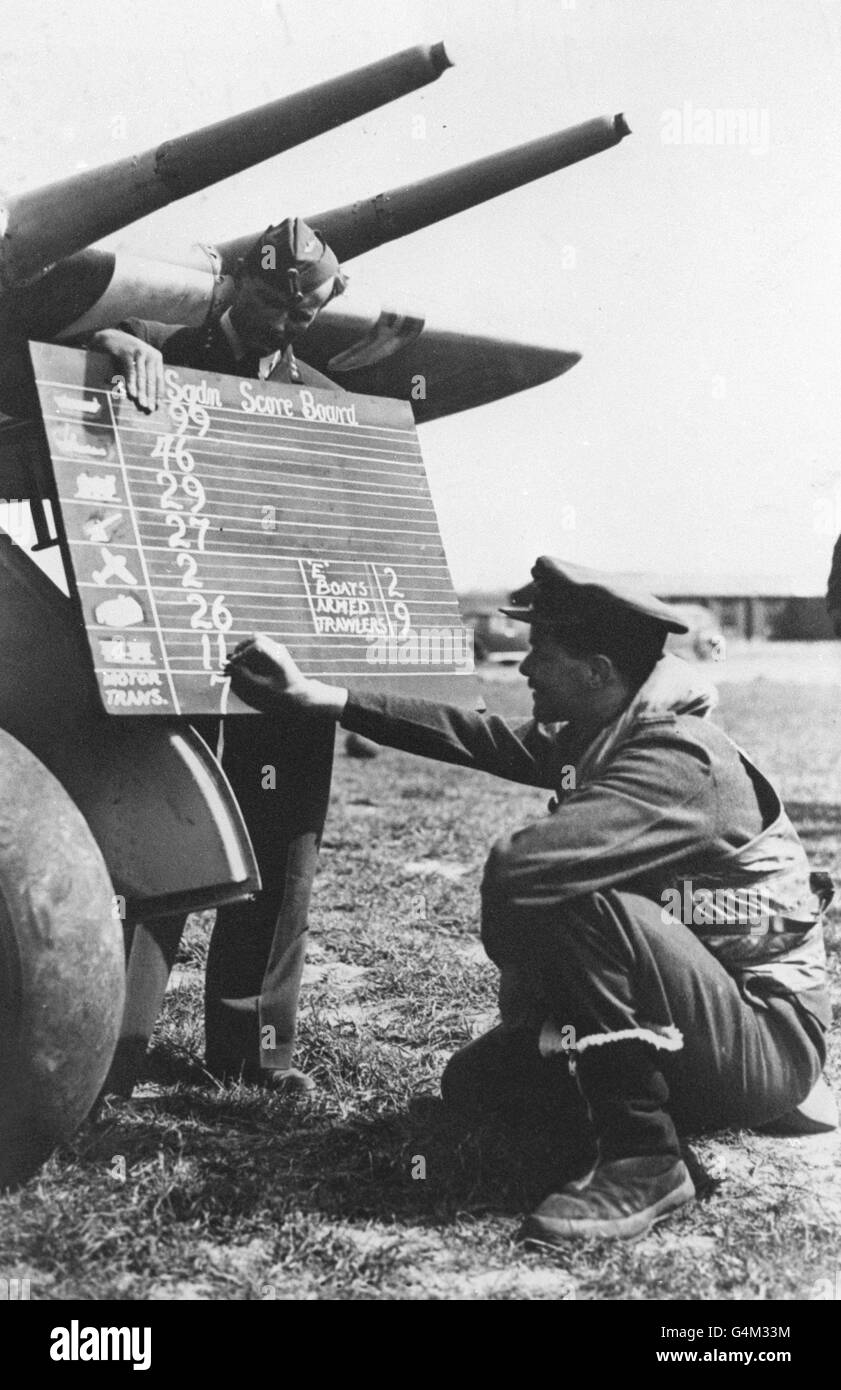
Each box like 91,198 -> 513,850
3,0 -> 841,592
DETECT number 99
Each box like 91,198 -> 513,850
169,400 -> 211,438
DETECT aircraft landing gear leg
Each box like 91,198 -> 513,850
101,914 -> 187,1098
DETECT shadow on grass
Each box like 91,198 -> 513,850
73,1074 -> 595,1234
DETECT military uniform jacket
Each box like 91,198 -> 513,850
119,317 -> 340,391
341,657 -> 828,1027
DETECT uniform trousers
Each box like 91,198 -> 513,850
195,714 -> 335,1076
443,890 -> 824,1139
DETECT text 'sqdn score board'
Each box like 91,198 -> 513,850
29,343 -> 474,716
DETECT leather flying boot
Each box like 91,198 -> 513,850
519,1153 -> 695,1242
518,1029 -> 694,1242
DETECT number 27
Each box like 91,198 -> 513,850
167,515 -> 210,551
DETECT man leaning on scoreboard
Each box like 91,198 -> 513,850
84,217 -> 348,1096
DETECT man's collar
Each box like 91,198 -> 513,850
219,309 -> 280,379
219,308 -> 245,360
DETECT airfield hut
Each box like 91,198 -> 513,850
461,575 -> 834,660
649,577 -> 835,643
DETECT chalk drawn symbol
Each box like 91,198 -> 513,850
83,510 -> 123,544
99,636 -> 155,664
99,637 -> 126,663
125,639 -> 154,664
92,547 -> 138,587
54,393 -> 101,416
94,593 -> 145,628
75,473 -> 119,502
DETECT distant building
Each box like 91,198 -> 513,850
461,575 -> 834,645
619,574 -> 833,642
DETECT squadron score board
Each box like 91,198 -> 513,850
30,343 -> 475,716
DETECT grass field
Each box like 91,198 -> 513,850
2,666 -> 840,1301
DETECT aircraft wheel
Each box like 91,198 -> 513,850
0,730 -> 124,1190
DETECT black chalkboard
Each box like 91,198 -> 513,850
29,342 -> 476,716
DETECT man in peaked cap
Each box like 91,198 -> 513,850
86,219 -> 347,1097
224,556 -> 834,1243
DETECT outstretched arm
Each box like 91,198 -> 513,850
226,634 -> 560,786
226,634 -> 349,720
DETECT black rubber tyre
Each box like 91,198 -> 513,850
0,730 -> 124,1190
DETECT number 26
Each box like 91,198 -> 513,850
188,594 -> 233,632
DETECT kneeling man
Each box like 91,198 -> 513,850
225,558 -> 835,1242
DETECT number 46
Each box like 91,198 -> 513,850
152,434 -> 194,472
